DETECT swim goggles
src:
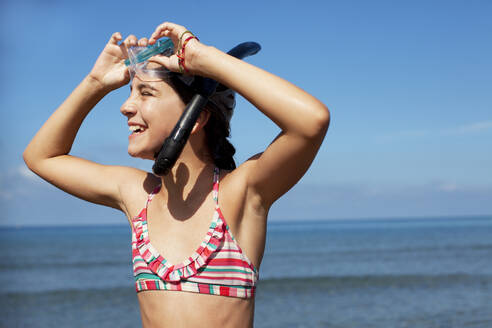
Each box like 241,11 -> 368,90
125,38 -> 176,82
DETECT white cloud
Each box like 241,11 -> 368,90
444,120 -> 492,135
437,182 -> 458,192
269,180 -> 492,220
17,165 -> 38,181
0,164 -> 46,200
377,120 -> 492,142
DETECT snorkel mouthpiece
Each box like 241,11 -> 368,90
153,94 -> 209,175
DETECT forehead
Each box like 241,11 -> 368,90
130,75 -> 171,93
129,60 -> 173,91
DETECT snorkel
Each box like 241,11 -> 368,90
126,40 -> 261,176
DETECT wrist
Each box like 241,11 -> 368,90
84,74 -> 112,96
192,45 -> 222,78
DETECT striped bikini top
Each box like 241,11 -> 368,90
131,167 -> 259,298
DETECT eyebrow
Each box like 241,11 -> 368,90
130,82 -> 159,92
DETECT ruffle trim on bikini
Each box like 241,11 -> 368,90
132,209 -> 225,282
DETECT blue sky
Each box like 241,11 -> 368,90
1,0 -> 491,226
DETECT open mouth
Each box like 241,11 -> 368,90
129,125 -> 147,135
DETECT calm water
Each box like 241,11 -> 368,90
1,216 -> 492,327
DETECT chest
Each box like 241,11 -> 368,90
144,195 -> 218,265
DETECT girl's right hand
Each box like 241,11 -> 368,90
88,33 -> 136,92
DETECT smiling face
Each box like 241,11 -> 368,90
120,73 -> 186,160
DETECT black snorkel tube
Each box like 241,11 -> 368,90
152,42 -> 261,176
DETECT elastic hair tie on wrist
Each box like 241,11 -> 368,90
177,30 -> 194,54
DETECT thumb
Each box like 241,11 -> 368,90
109,32 -> 122,45
148,55 -> 179,73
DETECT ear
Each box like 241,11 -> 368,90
191,110 -> 211,134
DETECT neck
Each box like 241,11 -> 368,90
158,131 -> 215,201
158,160 -> 215,221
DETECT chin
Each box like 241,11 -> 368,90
127,148 -> 149,160
127,145 -> 159,161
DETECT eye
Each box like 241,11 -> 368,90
141,90 -> 153,97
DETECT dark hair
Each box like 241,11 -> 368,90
167,75 -> 236,170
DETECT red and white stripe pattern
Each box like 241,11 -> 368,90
131,167 -> 258,299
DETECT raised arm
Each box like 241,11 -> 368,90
148,23 -> 330,209
204,48 -> 330,207
23,33 -> 141,213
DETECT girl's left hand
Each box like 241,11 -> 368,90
148,22 -> 206,75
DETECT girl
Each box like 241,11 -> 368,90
23,22 -> 330,328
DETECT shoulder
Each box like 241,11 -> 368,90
222,153 -> 265,202
219,154 -> 268,224
113,166 -> 161,220
219,158 -> 255,202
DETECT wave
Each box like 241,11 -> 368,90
0,286 -> 136,306
2,273 -> 491,297
4,242 -> 491,270
258,273 -> 492,289
0,259 -> 131,270
266,243 -> 492,257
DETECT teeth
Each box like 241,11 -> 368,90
129,126 -> 145,132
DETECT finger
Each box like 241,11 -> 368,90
148,56 -> 171,69
119,43 -> 129,59
109,32 -> 122,45
149,22 -> 171,43
123,34 -> 138,48
148,55 -> 179,73
138,37 -> 149,47
149,22 -> 186,44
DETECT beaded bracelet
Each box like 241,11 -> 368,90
177,35 -> 199,73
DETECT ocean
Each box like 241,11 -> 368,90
1,216 -> 491,327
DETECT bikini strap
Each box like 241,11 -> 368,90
146,184 -> 162,207
213,167 -> 220,206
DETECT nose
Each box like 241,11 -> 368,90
120,97 -> 138,118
